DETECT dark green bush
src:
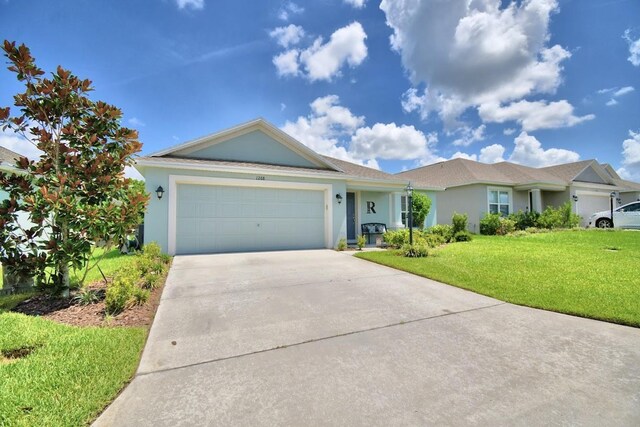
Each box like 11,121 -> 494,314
508,210 -> 540,230
451,212 -> 468,234
480,213 -> 502,235
383,229 -> 410,248
453,230 -> 473,242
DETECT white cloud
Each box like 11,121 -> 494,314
599,85 -> 634,106
508,131 -> 579,167
478,99 -> 595,131
344,0 -> 366,8
0,129 -> 42,161
381,0 -> 588,130
451,152 -> 477,161
351,123 -> 431,160
479,144 -> 506,163
299,22 -> 368,81
273,49 -> 300,76
278,2 -> 304,21
623,29 -> 640,66
282,95 -> 441,167
128,117 -> 146,127
452,124 -> 485,147
614,86 -> 635,97
269,25 -> 305,48
272,22 -> 368,81
617,130 -> 640,180
175,0 -> 204,10
503,128 -> 516,136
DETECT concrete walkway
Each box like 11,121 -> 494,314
95,250 -> 640,426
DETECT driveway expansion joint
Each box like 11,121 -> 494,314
160,272 -> 407,301
137,301 -> 506,377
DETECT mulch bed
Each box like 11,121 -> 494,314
11,281 -> 165,328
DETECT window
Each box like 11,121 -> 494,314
488,189 -> 510,216
621,202 -> 640,212
401,195 -> 408,226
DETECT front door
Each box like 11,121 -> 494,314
346,192 -> 356,240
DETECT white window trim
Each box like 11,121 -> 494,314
487,186 -> 513,216
167,174 -> 333,255
400,194 -> 409,227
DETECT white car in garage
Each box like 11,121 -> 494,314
588,201 -> 640,229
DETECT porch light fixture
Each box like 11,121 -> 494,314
572,195 -> 578,202
405,182 -> 414,245
335,193 -> 343,204
156,186 -> 165,200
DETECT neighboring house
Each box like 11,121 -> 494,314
397,158 -> 640,231
136,119 -> 440,255
0,146 -> 30,226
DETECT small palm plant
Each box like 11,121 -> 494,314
357,235 -> 366,250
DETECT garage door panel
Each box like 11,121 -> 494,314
576,194 -> 610,227
175,184 -> 326,254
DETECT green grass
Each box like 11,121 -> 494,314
356,230 -> 640,327
0,248 -> 151,426
0,313 -> 146,426
0,292 -> 35,313
72,248 -> 139,286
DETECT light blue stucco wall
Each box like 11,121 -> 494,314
143,166 -> 349,252
179,130 -> 319,168
359,191 -> 389,226
422,191 -> 438,228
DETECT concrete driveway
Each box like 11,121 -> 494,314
95,250 -> 640,426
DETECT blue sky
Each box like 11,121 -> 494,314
1,0 -> 639,179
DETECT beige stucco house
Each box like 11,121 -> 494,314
397,158 -> 640,231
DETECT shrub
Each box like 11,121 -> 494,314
383,229 -> 409,248
451,212 -> 468,234
496,218 -> 516,235
480,213 -> 502,235
132,287 -> 150,306
524,227 -> 549,234
143,242 -> 162,258
453,230 -> 473,242
105,276 -> 136,315
336,238 -> 347,251
411,192 -> 432,229
509,210 -> 540,230
356,235 -> 366,250
424,233 -> 446,248
426,224 -> 453,242
559,201 -> 581,228
508,230 -> 529,237
142,272 -> 163,290
400,243 -> 429,258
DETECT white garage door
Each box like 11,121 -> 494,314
175,184 -> 326,254
576,194 -> 610,227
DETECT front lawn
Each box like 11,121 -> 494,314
0,313 -> 146,426
356,230 -> 640,327
0,246 -> 167,426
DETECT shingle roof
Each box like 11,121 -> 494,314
396,158 -> 519,188
492,162 -> 566,185
0,146 -> 21,164
539,160 -> 595,182
320,156 -> 401,181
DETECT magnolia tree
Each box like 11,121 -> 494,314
0,41 -> 148,294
